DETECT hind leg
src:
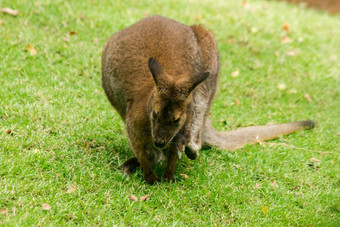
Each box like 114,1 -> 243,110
126,117 -> 159,185
185,86 -> 213,159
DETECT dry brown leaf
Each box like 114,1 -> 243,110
277,83 -> 286,91
195,14 -> 202,21
79,13 -> 86,20
282,23 -> 290,32
231,69 -> 239,78
233,164 -> 240,169
84,141 -> 88,148
129,195 -> 138,202
288,89 -> 297,94
0,209 -> 6,215
251,27 -> 258,33
281,36 -> 292,44
271,181 -> 279,188
66,185 -> 76,193
235,98 -> 240,105
26,44 -> 37,56
69,31 -> 78,35
304,93 -> 312,102
287,51 -> 296,56
93,38 -> 99,44
310,158 -> 319,163
329,55 -> 337,61
32,149 -> 40,154
42,203 -> 51,210
261,205 -> 267,215
242,1 -> 250,9
140,195 -> 150,201
0,8 -> 19,16
294,192 -> 304,197
256,183 -> 262,189
6,129 -> 11,134
180,173 -> 188,179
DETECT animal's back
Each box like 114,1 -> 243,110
102,16 -> 202,119
101,16 -> 314,185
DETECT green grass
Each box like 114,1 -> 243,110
1,0 -> 339,225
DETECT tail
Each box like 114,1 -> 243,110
202,119 -> 315,151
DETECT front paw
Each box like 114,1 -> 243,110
145,173 -> 160,185
173,130 -> 191,152
163,171 -> 175,182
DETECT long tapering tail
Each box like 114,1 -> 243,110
202,119 -> 315,151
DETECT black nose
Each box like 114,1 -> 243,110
154,141 -> 166,148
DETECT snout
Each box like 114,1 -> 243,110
152,128 -> 172,149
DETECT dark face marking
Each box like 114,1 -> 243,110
150,93 -> 188,148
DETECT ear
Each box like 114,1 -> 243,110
148,58 -> 164,86
189,72 -> 210,92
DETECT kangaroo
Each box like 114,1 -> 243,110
101,15 -> 315,185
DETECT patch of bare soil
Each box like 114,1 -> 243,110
284,0 -> 340,14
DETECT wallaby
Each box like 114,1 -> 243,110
101,15 -> 315,185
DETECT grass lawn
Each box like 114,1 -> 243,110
1,0 -> 339,225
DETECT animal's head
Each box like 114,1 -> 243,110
148,58 -> 209,149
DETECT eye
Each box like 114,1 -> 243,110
152,110 -> 157,119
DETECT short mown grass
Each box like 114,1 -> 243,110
1,0 -> 339,225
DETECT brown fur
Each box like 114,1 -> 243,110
101,16 -> 315,185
